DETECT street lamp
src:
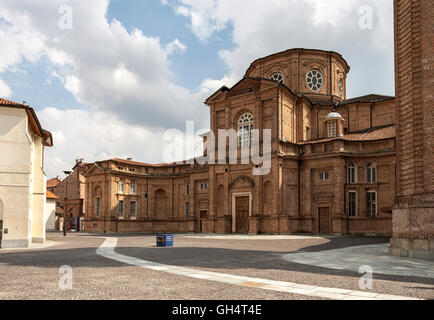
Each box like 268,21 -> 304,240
63,170 -> 72,236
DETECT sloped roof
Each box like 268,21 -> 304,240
46,190 -> 60,199
340,94 -> 394,105
47,177 -> 61,188
300,124 -> 396,145
0,98 -> 53,146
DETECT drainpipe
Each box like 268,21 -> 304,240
298,159 -> 301,216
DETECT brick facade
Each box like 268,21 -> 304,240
50,160 -> 91,231
81,48 -> 397,236
389,0 -> 434,259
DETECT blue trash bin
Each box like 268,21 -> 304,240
156,234 -> 173,247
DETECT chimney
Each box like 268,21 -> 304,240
127,157 -> 132,161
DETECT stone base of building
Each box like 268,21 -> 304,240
83,215 -> 392,236
389,238 -> 434,260
390,196 -> 434,260
0,239 -> 29,249
32,237 -> 45,243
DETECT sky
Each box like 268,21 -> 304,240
0,0 -> 394,178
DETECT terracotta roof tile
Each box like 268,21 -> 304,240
46,190 -> 60,199
300,124 -> 395,145
0,98 -> 26,106
47,178 -> 61,188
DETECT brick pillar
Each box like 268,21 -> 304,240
390,0 -> 434,260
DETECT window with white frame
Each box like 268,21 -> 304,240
118,180 -> 124,194
306,69 -> 324,91
238,113 -> 254,148
130,181 -> 136,195
348,191 -> 357,217
347,163 -> 357,183
366,191 -> 377,217
327,121 -> 337,138
270,73 -> 284,84
366,162 -> 377,183
200,182 -> 208,190
319,172 -> 329,181
130,201 -> 136,216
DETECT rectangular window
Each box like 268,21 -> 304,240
185,202 -> 189,219
130,181 -> 136,195
366,192 -> 377,217
118,200 -> 124,215
96,197 -> 101,217
348,164 -> 357,183
348,192 -> 357,217
319,172 -> 329,181
118,180 -> 124,194
185,182 -> 190,196
367,167 -> 376,183
200,183 -> 208,190
238,124 -> 253,148
130,201 -> 136,216
327,121 -> 336,137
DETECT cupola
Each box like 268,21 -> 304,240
324,110 -> 344,138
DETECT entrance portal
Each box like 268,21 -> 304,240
235,196 -> 249,233
318,207 -> 331,234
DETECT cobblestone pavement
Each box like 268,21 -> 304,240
0,233 -> 433,300
282,243 -> 434,279
98,237 -> 418,300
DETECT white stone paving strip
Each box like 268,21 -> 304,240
282,243 -> 434,279
96,237 -> 420,300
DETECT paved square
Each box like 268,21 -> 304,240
0,233 -> 433,300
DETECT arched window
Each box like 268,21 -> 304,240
366,162 -> 377,183
185,182 -> 190,196
347,163 -> 357,183
327,121 -> 336,138
270,73 -> 284,84
338,79 -> 344,98
238,113 -> 254,148
130,181 -> 136,195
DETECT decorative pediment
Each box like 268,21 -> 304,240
229,175 -> 255,189
83,163 -> 105,176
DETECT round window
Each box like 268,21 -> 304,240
270,73 -> 284,84
306,70 -> 324,92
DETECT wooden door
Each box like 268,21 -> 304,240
318,207 -> 331,234
235,197 -> 249,233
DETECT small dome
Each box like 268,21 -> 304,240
325,111 -> 343,119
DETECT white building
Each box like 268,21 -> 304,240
45,190 -> 59,232
0,98 -> 53,248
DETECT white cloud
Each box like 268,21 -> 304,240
0,78 -> 12,97
0,0 -> 210,130
38,107 -> 205,177
165,38 -> 187,55
0,0 -> 213,177
37,107 -> 165,177
0,0 -> 395,178
166,0 -> 394,98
